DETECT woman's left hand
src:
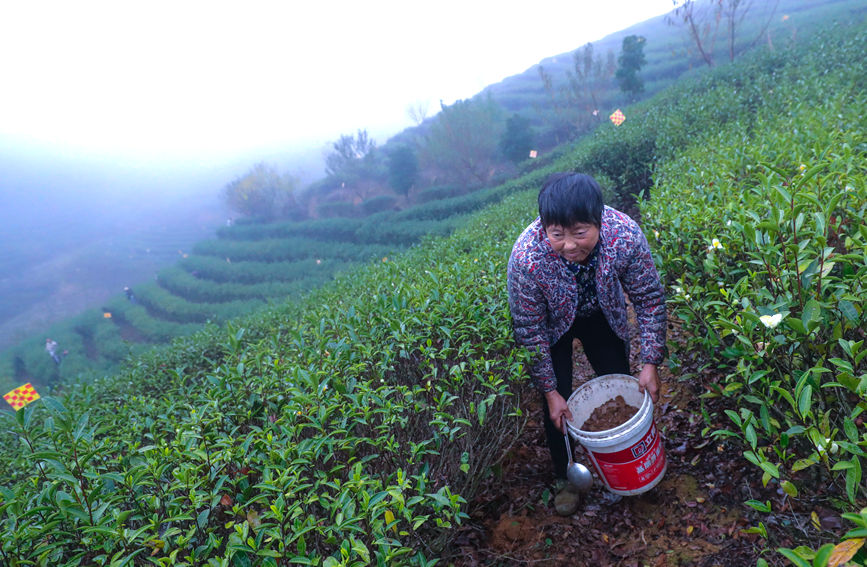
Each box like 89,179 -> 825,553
638,363 -> 661,404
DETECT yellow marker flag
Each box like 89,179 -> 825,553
4,383 -> 40,411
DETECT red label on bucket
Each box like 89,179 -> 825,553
589,422 -> 666,491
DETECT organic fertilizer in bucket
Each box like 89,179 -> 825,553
566,374 -> 666,495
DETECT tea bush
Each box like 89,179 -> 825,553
156,267 -> 329,304
0,192 -> 538,565
360,194 -> 399,215
178,257 -> 347,285
316,200 -> 357,219
105,299 -> 202,343
216,218 -> 363,243
134,283 -> 264,325
642,24 -> 867,564
414,185 -> 465,204
193,238 -> 396,264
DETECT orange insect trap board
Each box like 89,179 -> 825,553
4,383 -> 40,411
609,109 -> 626,126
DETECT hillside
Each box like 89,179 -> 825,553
5,0 -> 862,398
483,0 -> 861,127
0,9 -> 865,566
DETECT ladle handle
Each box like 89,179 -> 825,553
562,425 -> 573,462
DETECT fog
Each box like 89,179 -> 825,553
0,99 -> 422,351
0,139 -> 323,350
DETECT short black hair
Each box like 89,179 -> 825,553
538,172 -> 604,228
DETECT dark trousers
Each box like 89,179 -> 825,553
542,310 -> 630,479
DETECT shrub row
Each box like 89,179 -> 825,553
216,217 -> 363,243
414,184 -> 466,204
192,237 -> 397,264
102,297 -> 203,344
133,282 -> 265,325
156,267 -> 331,304
178,256 -> 349,284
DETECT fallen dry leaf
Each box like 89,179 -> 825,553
827,538 -> 864,567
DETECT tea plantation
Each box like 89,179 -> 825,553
0,169 -> 559,395
1,16 -> 866,567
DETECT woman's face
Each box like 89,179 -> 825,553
545,222 -> 600,264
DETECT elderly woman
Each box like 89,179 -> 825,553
507,172 -> 666,515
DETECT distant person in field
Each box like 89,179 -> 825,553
124,286 -> 137,304
507,172 -> 666,516
45,338 -> 62,365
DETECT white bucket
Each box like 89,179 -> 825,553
566,374 -> 666,496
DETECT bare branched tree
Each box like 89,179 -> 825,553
721,0 -> 779,61
668,0 -> 721,66
406,101 -> 431,126
537,43 -> 616,140
668,0 -> 779,66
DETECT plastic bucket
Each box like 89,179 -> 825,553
565,374 -> 666,496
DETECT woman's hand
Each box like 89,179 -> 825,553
638,363 -> 661,403
544,390 -> 573,432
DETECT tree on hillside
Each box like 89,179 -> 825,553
669,0 -> 778,67
387,145 -> 419,197
324,129 -> 386,201
406,101 -> 431,126
499,113 -> 534,164
422,95 -> 505,185
538,42 -> 616,141
616,35 -> 647,99
325,129 -> 376,178
223,163 -> 299,220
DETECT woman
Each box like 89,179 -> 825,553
506,172 -> 666,515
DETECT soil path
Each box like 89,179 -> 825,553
448,320 -> 803,566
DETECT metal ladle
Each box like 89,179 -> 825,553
563,422 -> 593,491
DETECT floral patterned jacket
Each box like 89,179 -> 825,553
507,206 -> 667,393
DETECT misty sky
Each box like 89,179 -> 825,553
0,0 -> 674,174
0,0 -> 679,353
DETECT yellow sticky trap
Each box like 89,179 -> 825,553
4,383 -> 40,411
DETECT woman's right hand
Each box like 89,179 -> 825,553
545,390 -> 573,432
